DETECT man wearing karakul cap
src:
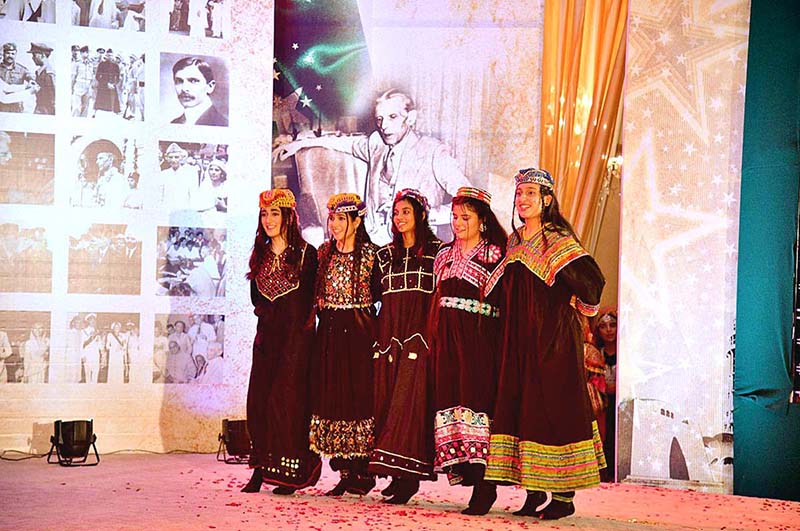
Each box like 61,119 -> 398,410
0,42 -> 32,113
160,142 -> 199,206
28,42 -> 55,115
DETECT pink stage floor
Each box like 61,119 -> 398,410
1,453 -> 797,531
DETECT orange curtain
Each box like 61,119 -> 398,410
540,0 -> 628,240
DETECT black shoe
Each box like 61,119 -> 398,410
460,482 -> 497,515
381,477 -> 399,497
346,475 -> 376,495
325,477 -> 350,496
272,486 -> 296,495
241,468 -> 262,493
385,478 -> 419,505
513,490 -> 547,516
538,499 -> 575,520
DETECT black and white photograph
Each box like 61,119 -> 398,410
156,226 -> 226,297
0,311 -> 50,384
0,0 -> 54,23
71,45 -> 145,120
153,313 -> 224,383
70,136 -> 144,209
0,41 -> 55,115
71,1 -> 145,31
168,0 -> 230,39
272,88 -> 472,246
0,222 -> 51,293
158,140 -> 228,213
61,312 -> 142,384
0,130 -> 54,204
160,53 -> 229,127
68,223 -> 142,295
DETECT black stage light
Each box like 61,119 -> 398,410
47,419 -> 100,467
216,419 -> 251,464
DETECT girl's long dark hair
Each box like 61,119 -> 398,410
450,196 -> 507,302
246,207 -> 304,280
390,196 -> 438,264
451,196 -> 508,252
511,184 -> 580,248
315,212 -> 372,303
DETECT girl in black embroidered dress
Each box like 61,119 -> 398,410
242,189 -> 321,494
310,193 -> 380,496
484,168 -> 606,520
368,189 -> 442,504
430,186 -> 507,515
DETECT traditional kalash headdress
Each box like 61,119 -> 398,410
327,193 -> 367,216
515,167 -> 555,189
259,188 -> 296,209
394,188 -> 430,214
455,186 -> 492,206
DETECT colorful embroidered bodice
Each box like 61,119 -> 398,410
319,241 -> 377,309
255,245 -> 306,301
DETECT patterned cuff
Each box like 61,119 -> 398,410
571,295 -> 599,317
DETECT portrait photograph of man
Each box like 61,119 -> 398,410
160,53 -> 228,127
70,136 -> 144,209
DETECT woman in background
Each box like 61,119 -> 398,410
430,186 -> 507,515
593,307 -> 618,482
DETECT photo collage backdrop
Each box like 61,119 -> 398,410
0,1 -> 273,453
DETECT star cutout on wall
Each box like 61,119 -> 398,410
292,43 -> 299,50
300,94 -> 313,108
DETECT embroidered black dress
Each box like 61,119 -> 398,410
368,238 -> 441,480
430,240 -> 505,485
309,241 -> 379,473
247,243 -> 321,489
485,228 -> 606,492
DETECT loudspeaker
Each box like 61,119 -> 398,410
47,419 -> 100,467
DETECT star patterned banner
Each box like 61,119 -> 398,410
616,0 -> 750,494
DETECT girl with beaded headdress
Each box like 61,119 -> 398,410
241,188 -> 322,495
484,168 -> 606,519
367,188 -> 442,504
309,192 -> 380,496
429,186 -> 507,515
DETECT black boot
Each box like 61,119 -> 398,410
346,474 -> 376,495
538,492 -> 575,520
513,490 -> 547,516
241,467 -> 262,493
460,481 -> 497,515
386,477 -> 419,505
272,486 -> 296,495
381,477 -> 399,497
325,471 -> 351,496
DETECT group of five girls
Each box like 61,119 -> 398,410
243,167 -> 606,520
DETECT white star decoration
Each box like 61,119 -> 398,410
299,94 -> 313,108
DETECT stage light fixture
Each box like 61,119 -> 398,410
47,419 -> 100,467
216,419 -> 251,464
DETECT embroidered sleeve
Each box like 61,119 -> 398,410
560,255 -> 605,316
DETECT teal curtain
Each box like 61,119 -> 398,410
735,0 -> 800,501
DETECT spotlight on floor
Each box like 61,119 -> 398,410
216,419 -> 250,464
47,419 -> 100,467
